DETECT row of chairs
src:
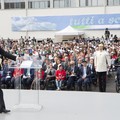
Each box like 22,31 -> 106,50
0,73 -> 97,91
31,75 -> 97,91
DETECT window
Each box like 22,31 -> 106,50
54,0 -> 62,8
88,0 -> 92,6
107,0 -> 114,5
4,0 -> 25,9
107,0 -> 120,6
92,0 -> 98,6
53,0 -> 76,8
33,1 -> 40,8
98,0 -> 103,6
28,1 -> 50,9
80,0 -> 103,7
114,0 -> 120,5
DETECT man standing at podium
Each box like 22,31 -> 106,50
0,47 -> 16,113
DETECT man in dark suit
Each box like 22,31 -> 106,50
67,61 -> 80,90
1,59 -> 14,89
22,68 -> 35,89
89,57 -> 97,86
77,60 -> 91,91
0,47 -> 16,113
105,28 -> 110,39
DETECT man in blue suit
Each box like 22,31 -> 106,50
77,60 -> 91,91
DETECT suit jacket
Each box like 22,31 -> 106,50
0,47 -> 16,61
46,68 -> 56,76
88,64 -> 96,74
79,66 -> 91,79
61,62 -> 69,71
42,62 -> 49,71
46,68 -> 56,80
2,64 -> 14,77
68,66 -> 80,77
53,63 -> 58,70
0,49 -> 16,107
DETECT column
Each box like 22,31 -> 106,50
25,0 -> 28,16
25,0 -> 28,39
1,0 -> 4,10
50,0 -> 53,8
76,0 -> 80,7
104,0 -> 107,14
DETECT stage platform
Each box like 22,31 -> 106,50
0,90 -> 120,120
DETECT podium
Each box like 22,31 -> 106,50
10,60 -> 43,111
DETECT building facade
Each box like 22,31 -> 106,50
0,0 -> 120,40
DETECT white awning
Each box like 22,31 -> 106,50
55,26 -> 84,36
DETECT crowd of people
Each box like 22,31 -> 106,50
0,33 -> 120,92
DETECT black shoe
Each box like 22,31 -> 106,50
2,109 -> 11,113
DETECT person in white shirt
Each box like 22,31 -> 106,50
94,43 -> 111,92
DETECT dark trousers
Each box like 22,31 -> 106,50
77,78 -> 89,91
22,78 -> 33,89
0,89 -> 5,111
67,76 -> 76,90
1,77 -> 11,88
11,77 -> 21,89
97,72 -> 107,92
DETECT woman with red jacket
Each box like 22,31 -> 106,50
56,64 -> 66,90
31,68 -> 45,89
11,64 -> 24,89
